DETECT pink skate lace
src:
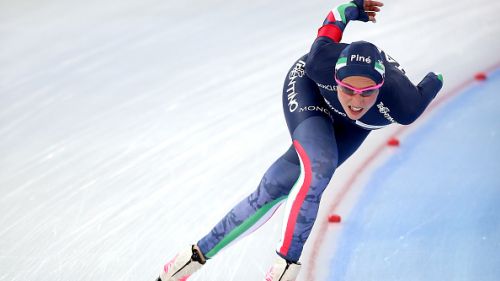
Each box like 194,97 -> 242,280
264,267 -> 273,281
163,254 -> 191,281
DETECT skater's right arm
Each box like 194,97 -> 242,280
306,0 -> 383,78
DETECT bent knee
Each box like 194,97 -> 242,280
293,139 -> 337,184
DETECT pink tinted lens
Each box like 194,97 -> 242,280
335,77 -> 383,95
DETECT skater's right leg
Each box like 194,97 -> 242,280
197,147 -> 301,258
156,147 -> 300,280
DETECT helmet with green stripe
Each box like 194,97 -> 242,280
335,41 -> 385,85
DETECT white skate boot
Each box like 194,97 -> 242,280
264,257 -> 301,281
156,245 -> 206,281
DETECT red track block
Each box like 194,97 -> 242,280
387,137 -> 400,147
475,72 -> 487,81
328,214 -> 342,223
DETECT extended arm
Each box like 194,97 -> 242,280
379,50 -> 444,125
306,1 -> 383,80
317,0 -> 381,43
389,70 -> 444,125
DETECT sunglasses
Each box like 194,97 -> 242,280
335,77 -> 384,97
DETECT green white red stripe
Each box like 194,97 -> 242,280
278,140 -> 312,256
375,61 -> 385,76
205,195 -> 287,258
335,57 -> 348,70
333,3 -> 356,24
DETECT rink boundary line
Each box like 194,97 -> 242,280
306,62 -> 500,281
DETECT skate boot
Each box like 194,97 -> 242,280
156,245 -> 206,281
264,257 -> 301,281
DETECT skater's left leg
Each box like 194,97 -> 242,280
265,115 -> 338,281
265,117 -> 370,280
276,116 -> 338,263
276,117 -> 371,262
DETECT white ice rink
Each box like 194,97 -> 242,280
1,0 -> 500,280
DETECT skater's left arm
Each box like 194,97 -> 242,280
383,54 -> 444,125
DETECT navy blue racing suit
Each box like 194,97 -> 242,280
196,6 -> 443,263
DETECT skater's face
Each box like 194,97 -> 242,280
337,76 -> 380,120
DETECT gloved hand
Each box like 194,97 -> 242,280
318,0 -> 384,39
341,0 -> 384,23
417,72 -> 444,99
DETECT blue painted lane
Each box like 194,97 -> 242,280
328,69 -> 500,281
